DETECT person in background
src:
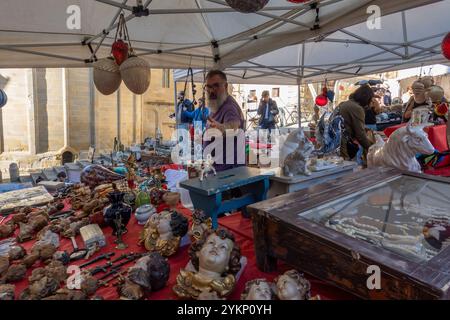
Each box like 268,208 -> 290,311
384,90 -> 392,106
337,84 -> 375,165
257,90 -> 279,132
204,70 -> 245,172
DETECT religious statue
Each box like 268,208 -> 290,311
367,122 -> 435,173
173,229 -> 241,299
189,209 -> 213,242
187,154 -> 217,181
241,278 -> 274,300
139,210 -> 188,257
274,270 -> 311,300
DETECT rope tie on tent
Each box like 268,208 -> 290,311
310,3 -> 320,31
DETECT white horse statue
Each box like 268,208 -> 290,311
280,128 -> 315,177
367,123 -> 435,173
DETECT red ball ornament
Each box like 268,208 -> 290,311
112,39 -> 129,66
287,0 -> 308,3
442,33 -> 450,60
315,95 -> 328,107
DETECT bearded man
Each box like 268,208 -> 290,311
204,70 -> 245,171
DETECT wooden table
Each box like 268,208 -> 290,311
180,166 -> 273,228
267,161 -> 358,198
248,168 -> 450,299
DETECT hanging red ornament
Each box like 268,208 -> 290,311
435,102 -> 449,117
112,39 -> 129,66
442,33 -> 450,60
315,95 -> 328,107
287,0 -> 308,3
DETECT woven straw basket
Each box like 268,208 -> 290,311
120,56 -> 151,95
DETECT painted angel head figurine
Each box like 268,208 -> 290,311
173,229 -> 241,299
189,209 -> 213,242
139,210 -> 188,257
241,278 -> 274,300
274,270 -> 311,300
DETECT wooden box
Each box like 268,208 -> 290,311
248,168 -> 450,299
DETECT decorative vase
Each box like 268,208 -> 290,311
103,191 -> 132,235
135,204 -> 156,225
162,192 -> 180,210
135,190 -> 151,208
0,89 -> 7,108
119,55 -> 151,95
93,57 -> 122,95
225,0 -> 269,13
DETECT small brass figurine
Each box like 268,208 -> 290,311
189,209 -> 213,242
274,270 -> 311,300
173,229 -> 241,299
139,210 -> 188,257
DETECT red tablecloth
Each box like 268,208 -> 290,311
4,202 -> 355,300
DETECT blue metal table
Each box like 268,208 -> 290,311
179,167 -> 274,228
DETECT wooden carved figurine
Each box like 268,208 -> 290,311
368,123 -> 435,173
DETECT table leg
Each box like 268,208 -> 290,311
188,191 -> 222,229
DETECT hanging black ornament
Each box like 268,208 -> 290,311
225,0 -> 269,13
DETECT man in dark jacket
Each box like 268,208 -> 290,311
257,90 -> 279,131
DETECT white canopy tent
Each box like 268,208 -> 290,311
174,0 -> 450,85
0,0 -> 444,70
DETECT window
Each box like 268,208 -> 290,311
272,88 -> 280,98
162,69 -> 171,88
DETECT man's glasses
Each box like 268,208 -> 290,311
204,82 -> 225,91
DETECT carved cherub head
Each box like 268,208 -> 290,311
189,209 -> 213,242
274,270 -> 311,300
241,278 -> 274,300
189,229 -> 241,276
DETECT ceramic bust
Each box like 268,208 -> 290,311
274,270 -> 311,300
139,210 -> 188,257
173,229 -> 241,299
241,278 -> 274,300
368,123 -> 435,173
118,252 -> 170,300
189,209 -> 213,242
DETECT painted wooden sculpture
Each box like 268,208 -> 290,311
368,123 -> 435,173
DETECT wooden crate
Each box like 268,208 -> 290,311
248,168 -> 450,299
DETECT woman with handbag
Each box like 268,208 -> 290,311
257,90 -> 279,132
337,84 -> 375,165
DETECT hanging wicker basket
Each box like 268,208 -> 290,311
428,85 -> 445,103
119,56 -> 151,95
225,0 -> 269,13
93,57 -> 122,95
0,89 -> 7,108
